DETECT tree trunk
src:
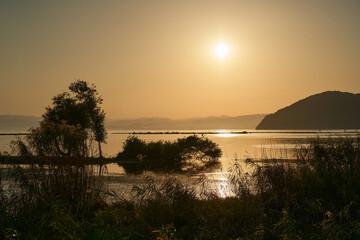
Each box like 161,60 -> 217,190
98,141 -> 103,158
99,164 -> 103,176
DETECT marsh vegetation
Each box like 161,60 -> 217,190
2,82 -> 360,239
116,135 -> 222,173
1,136 -> 360,239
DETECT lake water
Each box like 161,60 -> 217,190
1,129 -> 359,198
1,129 -> 358,170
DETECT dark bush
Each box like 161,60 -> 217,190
2,136 -> 360,239
117,135 -> 222,172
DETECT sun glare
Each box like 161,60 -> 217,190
214,42 -> 229,59
216,130 -> 237,138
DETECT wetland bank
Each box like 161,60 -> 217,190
2,135 -> 360,239
1,81 -> 360,239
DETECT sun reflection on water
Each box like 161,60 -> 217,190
216,130 -> 238,138
205,171 -> 233,198
216,177 -> 231,198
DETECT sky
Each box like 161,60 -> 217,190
1,0 -> 360,119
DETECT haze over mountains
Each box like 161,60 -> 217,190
106,114 -> 266,130
0,114 -> 267,132
256,91 -> 360,130
0,115 -> 41,132
2,91 -> 359,132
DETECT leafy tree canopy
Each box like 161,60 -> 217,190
13,80 -> 107,157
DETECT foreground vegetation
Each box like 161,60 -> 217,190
0,155 -> 118,165
1,136 -> 360,239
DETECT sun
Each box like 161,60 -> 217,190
214,42 -> 229,59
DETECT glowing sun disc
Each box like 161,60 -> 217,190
215,42 -> 229,59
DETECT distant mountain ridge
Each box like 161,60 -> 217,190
0,114 -> 267,132
256,91 -> 360,130
0,115 -> 42,132
106,114 -> 266,130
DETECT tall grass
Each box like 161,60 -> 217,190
241,136 -> 360,239
0,161 -> 106,239
1,136 -> 360,239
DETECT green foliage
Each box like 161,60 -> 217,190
3,136 -> 360,239
12,80 -> 107,158
273,210 -> 302,240
11,164 -> 105,217
0,178 -> 9,240
68,80 -> 107,157
177,135 -> 222,163
20,201 -> 85,240
118,136 -> 147,160
152,224 -> 177,240
117,135 -> 222,172
243,136 -> 360,239
10,138 -> 33,157
88,202 -> 149,240
0,161 -> 107,240
27,120 -> 88,157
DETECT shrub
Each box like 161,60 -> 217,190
117,135 -> 222,172
3,136 -> 360,239
244,136 -> 360,238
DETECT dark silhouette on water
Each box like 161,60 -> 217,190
116,135 -> 222,173
256,91 -> 360,130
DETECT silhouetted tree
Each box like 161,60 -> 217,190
27,119 -> 88,157
14,80 -> 107,157
68,80 -> 107,157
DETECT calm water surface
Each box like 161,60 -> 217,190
1,129 -> 358,198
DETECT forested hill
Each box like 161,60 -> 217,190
256,91 -> 360,130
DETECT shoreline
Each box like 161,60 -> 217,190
1,130 -> 359,136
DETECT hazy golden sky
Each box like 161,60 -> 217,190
1,0 -> 360,119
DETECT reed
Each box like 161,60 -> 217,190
1,136 -> 360,239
